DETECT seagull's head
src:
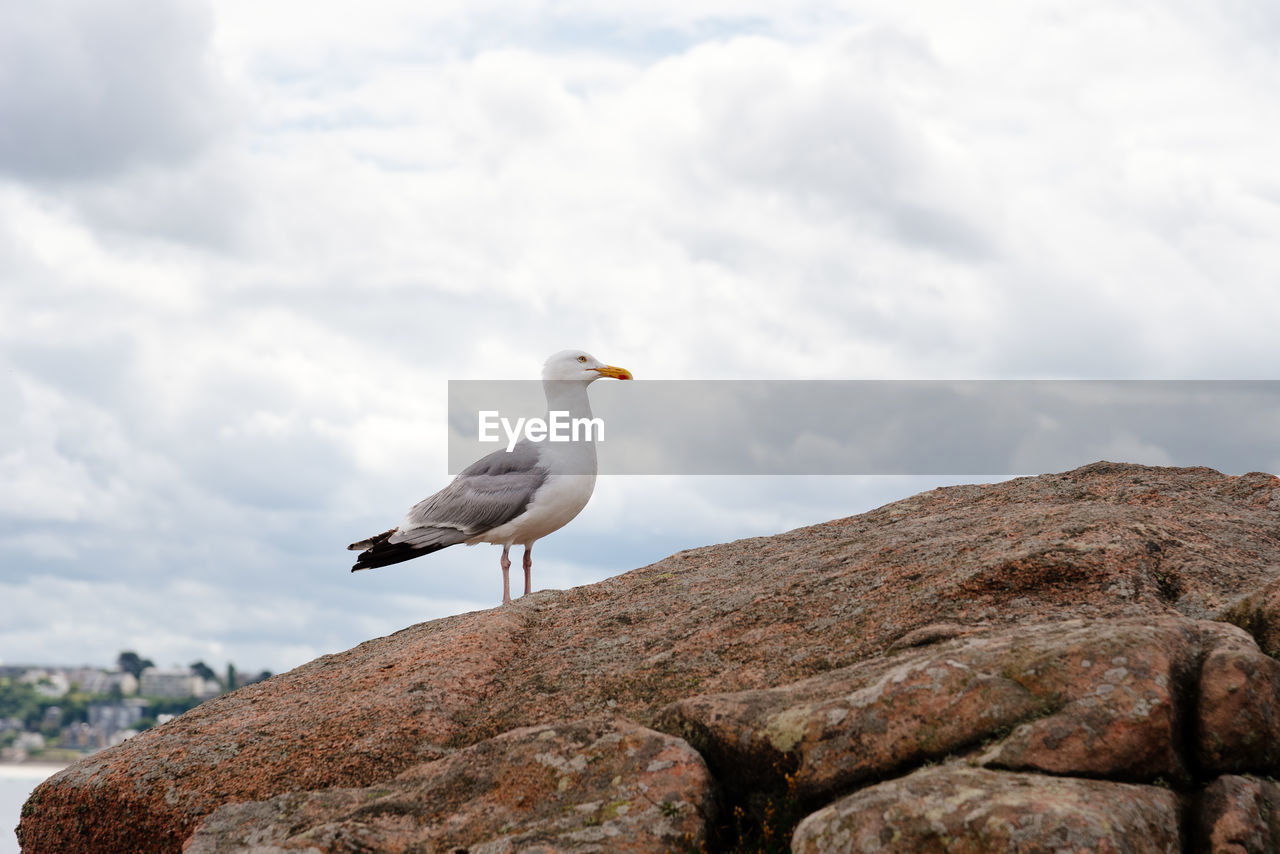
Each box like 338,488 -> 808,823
543,349 -> 633,383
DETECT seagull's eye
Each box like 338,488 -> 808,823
577,355 -> 588,362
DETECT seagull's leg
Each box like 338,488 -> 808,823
500,545 -> 512,605
522,546 -> 533,596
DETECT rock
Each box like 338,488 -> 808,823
658,633 -> 1042,802
790,764 -> 1182,854
1194,775 -> 1280,853
1219,575 -> 1280,658
18,462 -> 1280,852
660,616 -> 1210,803
1197,627 -> 1280,773
976,619 -> 1206,783
886,621 -> 973,651
184,716 -> 714,854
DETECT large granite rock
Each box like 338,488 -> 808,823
17,462 -> 1280,852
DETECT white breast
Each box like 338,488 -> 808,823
471,472 -> 598,547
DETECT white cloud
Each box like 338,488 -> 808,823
1,0 -> 1279,672
0,0 -> 230,181
0,575 -> 482,673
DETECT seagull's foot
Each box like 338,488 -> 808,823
523,547 -> 533,596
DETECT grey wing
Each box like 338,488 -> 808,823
391,441 -> 548,547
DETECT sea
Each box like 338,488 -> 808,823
0,765 -> 64,854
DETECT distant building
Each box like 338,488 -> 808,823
14,731 -> 45,752
73,668 -> 140,696
139,668 -> 203,698
110,671 -> 140,695
21,668 -> 70,698
2,731 -> 47,762
61,722 -> 104,751
65,667 -> 104,691
88,699 -> 147,733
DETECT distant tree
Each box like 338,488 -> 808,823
117,651 -> 155,680
0,679 -> 43,726
226,663 -> 236,691
189,661 -> 219,686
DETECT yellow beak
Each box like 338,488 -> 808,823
593,364 -> 633,380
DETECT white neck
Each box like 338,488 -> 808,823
542,379 -> 593,421
540,379 -> 598,475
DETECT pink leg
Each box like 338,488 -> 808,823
500,545 -> 512,605
522,546 -> 533,596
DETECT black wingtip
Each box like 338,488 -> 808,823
350,539 -> 451,572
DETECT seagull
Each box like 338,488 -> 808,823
348,349 -> 632,604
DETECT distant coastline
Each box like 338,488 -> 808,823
0,762 -> 67,778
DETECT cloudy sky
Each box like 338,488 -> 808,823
2,0 -> 1278,674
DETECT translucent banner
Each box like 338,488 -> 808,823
447,380 -> 1280,475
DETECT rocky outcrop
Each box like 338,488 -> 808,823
659,616 -> 1222,800
185,716 -> 714,853
17,462 -> 1280,852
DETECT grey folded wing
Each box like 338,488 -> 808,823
391,440 -> 549,548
